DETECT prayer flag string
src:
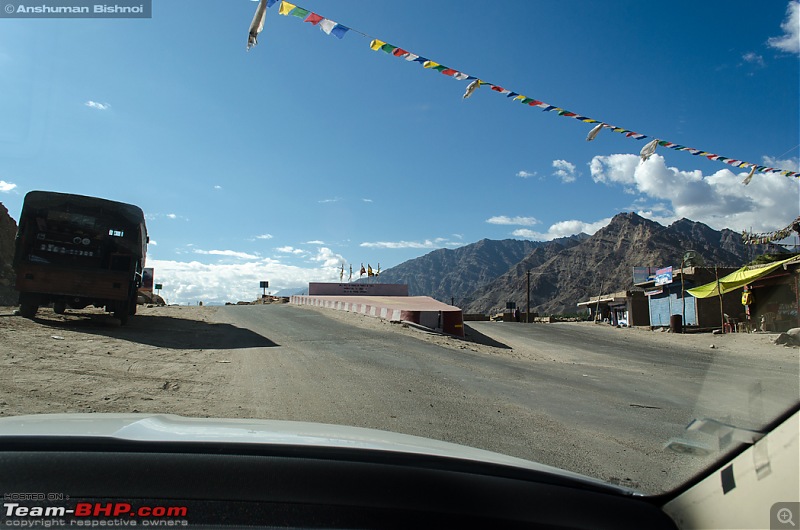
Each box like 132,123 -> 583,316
247,0 -> 800,180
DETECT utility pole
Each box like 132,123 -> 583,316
715,265 -> 724,334
681,257 -> 686,334
526,270 -> 531,323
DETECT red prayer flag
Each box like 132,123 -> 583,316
441,69 -> 457,76
304,12 -> 323,25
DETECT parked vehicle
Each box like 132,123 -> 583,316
13,191 -> 148,324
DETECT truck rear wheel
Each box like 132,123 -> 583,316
19,303 -> 38,319
53,301 -> 67,314
114,300 -> 130,325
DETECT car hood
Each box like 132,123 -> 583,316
0,413 -> 626,492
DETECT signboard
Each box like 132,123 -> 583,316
308,283 -> 408,296
141,268 -> 154,293
655,266 -> 673,286
645,289 -> 663,297
154,283 -> 163,291
506,301 -> 517,310
260,281 -> 269,289
633,266 -> 657,285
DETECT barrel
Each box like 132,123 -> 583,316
670,314 -> 683,333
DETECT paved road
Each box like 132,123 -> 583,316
210,304 -> 799,494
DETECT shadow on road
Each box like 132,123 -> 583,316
32,312 -> 280,350
463,324 -> 511,349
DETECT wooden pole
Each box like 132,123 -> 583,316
715,265 -> 724,333
526,270 -> 531,323
681,259 -> 686,333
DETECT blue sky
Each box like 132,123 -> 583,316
1,0 -> 798,304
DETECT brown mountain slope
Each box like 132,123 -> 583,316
463,212 -> 774,315
358,235 -> 587,306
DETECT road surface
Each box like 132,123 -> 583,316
206,304 -> 799,493
2,302 -> 796,495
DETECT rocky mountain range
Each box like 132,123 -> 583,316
358,235 -> 588,307
377,212 -> 782,316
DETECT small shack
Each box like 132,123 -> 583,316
687,256 -> 800,332
576,290 -> 650,326
637,266 -> 738,328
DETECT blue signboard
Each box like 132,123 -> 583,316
655,266 -> 673,286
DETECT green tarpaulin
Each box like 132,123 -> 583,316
686,256 -> 798,299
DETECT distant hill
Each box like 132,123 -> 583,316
0,203 -> 18,305
462,212 -> 780,315
362,235 -> 588,306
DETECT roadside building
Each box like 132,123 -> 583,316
636,266 -> 739,328
687,255 -> 800,332
576,290 -> 650,327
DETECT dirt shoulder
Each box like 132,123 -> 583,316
0,305 -> 236,418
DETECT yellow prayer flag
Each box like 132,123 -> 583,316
423,61 -> 440,69
369,39 -> 385,51
279,1 -> 296,16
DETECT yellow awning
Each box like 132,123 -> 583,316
686,256 -> 798,299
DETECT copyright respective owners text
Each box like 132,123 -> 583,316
1,0 -> 151,18
2,495 -> 189,528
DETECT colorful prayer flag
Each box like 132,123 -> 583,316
318,18 -> 335,33
278,1 -> 295,16
463,79 -> 480,99
640,138 -> 659,161
586,123 -> 603,141
330,24 -> 349,39
304,12 -> 323,25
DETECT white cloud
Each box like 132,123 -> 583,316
512,218 -> 612,241
147,258 -> 340,305
360,238 -> 461,249
309,247 -> 346,268
362,198 -> 373,203
214,185 -> 222,190
768,1 -> 800,54
741,52 -> 765,67
590,153 -> 800,232
552,159 -> 577,183
193,249 -> 260,260
255,234 -> 273,240
166,213 -> 177,219
318,197 -> 341,204
305,240 -> 325,244
149,240 -> 157,246
762,155 -> 800,172
276,246 -> 305,255
516,170 -> 536,178
0,180 -> 16,193
85,101 -> 110,111
486,215 -> 540,226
